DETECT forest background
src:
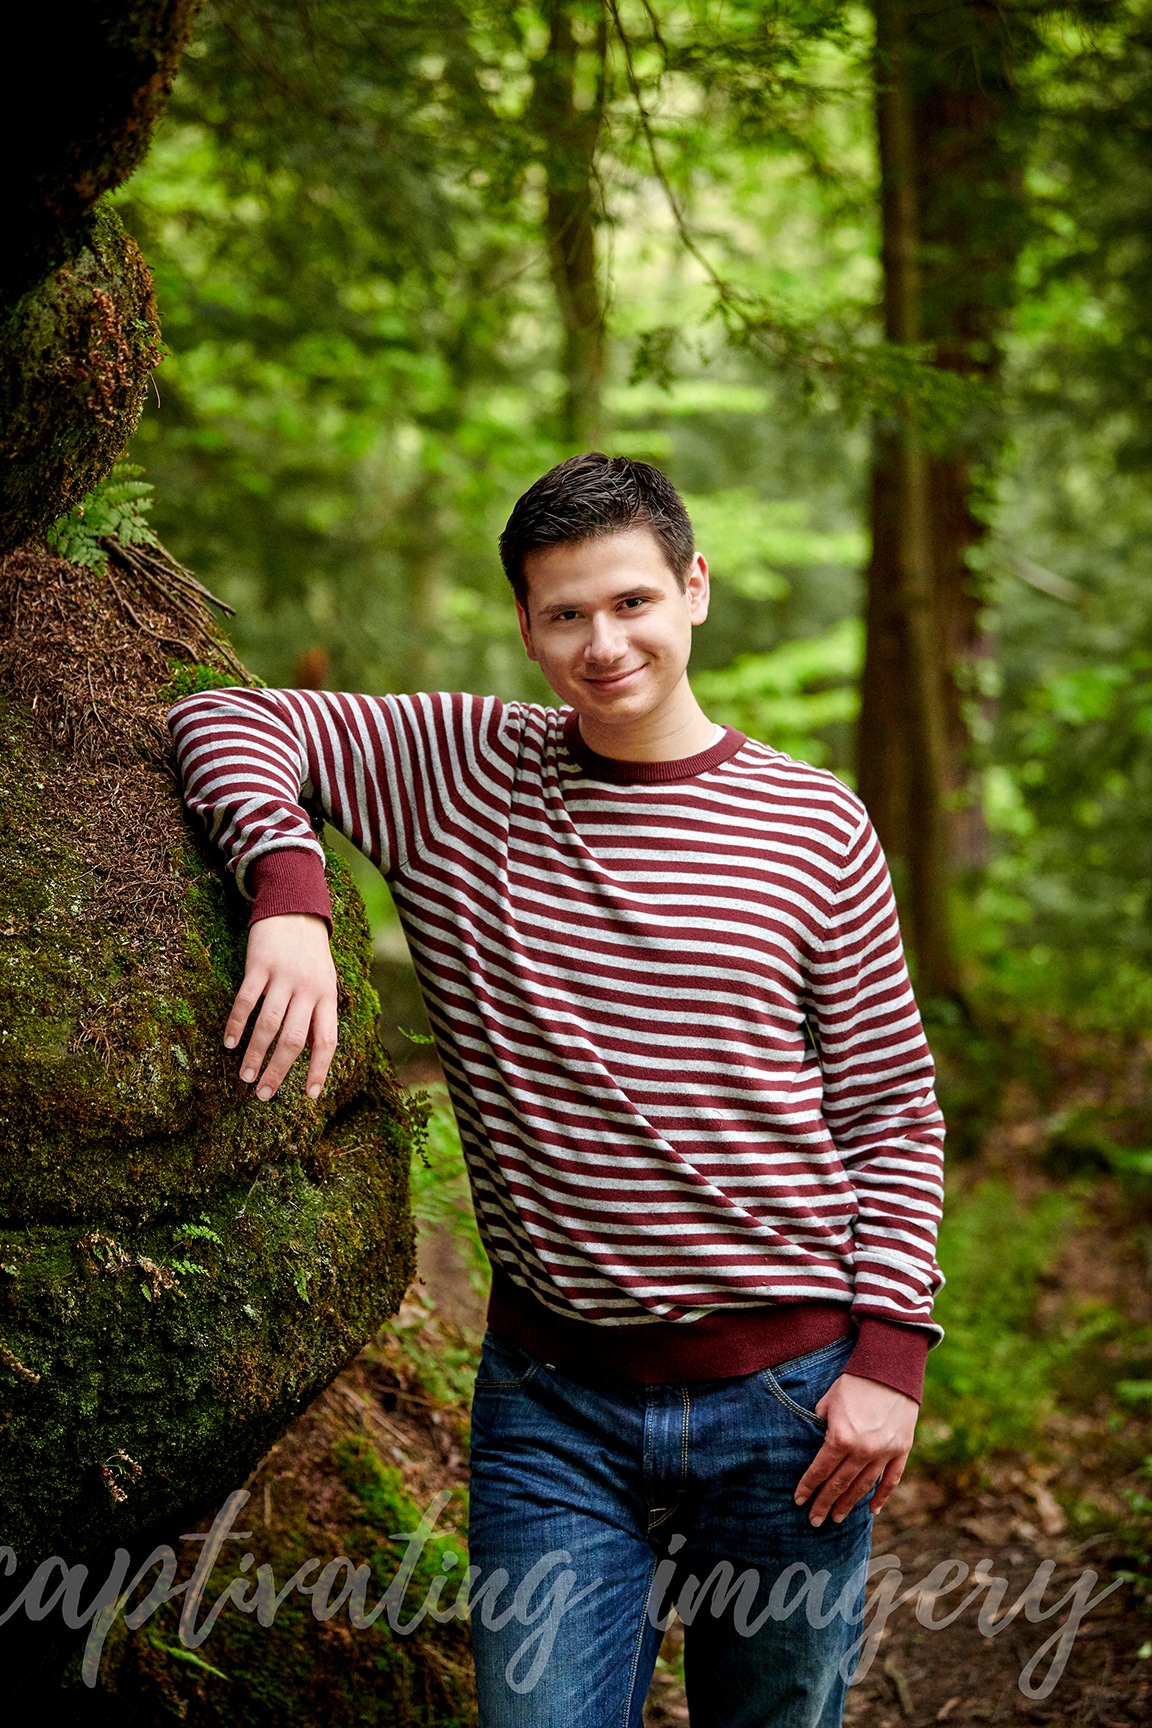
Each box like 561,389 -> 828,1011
76,0 -> 1152,1621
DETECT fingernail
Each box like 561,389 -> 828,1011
241,1069 -> 255,1082
256,1087 -> 271,1101
224,1036 -> 237,1050
811,1516 -> 824,1528
307,1085 -> 320,1099
833,1514 -> 844,1524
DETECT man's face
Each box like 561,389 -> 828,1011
516,528 -> 709,729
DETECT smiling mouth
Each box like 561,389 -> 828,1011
582,665 -> 646,689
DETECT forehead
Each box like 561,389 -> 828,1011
522,527 -> 681,608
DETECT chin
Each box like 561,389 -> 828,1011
579,692 -> 649,723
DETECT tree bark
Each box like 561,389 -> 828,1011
914,4 -> 1026,870
530,0 -> 608,449
860,0 -> 1028,992
864,0 -> 959,1001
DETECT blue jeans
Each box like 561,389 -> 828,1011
467,1328 -> 872,1728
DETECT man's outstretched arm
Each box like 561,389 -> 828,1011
169,685 -> 513,1097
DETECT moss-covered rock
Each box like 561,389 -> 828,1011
0,204 -> 162,557
0,544 -> 419,1565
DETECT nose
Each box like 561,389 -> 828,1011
584,609 -> 629,667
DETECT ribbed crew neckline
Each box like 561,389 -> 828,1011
562,709 -> 747,784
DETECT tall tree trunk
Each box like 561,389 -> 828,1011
530,0 -> 607,449
860,0 -> 1029,993
864,0 -> 959,1001
915,0 -> 1026,871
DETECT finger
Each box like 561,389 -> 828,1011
828,1466 -> 886,1524
807,1456 -> 871,1526
225,966 -> 270,1048
794,1437 -> 850,1507
305,995 -> 339,1099
239,987 -> 292,1083
253,999 -> 315,1098
868,1456 -> 905,1517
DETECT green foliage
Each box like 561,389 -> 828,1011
45,462 -> 158,569
692,618 -> 860,765
81,1433 -> 476,1724
335,1437 -> 468,1579
113,0 -> 874,701
174,1216 -> 225,1245
685,490 -> 865,600
970,613 -> 1152,1024
410,1085 -> 490,1306
918,1181 -> 1088,1464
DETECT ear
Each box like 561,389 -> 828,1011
686,552 -> 710,625
515,599 -> 539,662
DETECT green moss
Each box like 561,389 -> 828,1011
0,203 -> 161,554
0,710 -> 393,1223
161,660 -> 248,703
0,1095 -> 414,1560
67,1435 -> 476,1726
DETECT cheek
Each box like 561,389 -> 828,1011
534,644 -> 582,689
636,621 -> 685,661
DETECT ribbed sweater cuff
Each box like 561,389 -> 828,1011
845,1318 -> 931,1404
247,849 -> 333,935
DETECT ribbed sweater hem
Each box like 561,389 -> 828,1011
487,1267 -> 928,1402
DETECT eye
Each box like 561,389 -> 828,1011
621,596 -> 649,610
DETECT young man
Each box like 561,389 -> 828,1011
169,453 -> 944,1728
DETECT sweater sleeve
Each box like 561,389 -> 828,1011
166,686 -> 500,909
809,808 -> 946,1364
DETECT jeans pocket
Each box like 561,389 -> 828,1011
758,1334 -> 856,1433
472,1330 -> 543,1390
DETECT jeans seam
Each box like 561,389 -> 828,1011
620,1551 -> 659,1728
759,1372 -> 828,1431
680,1384 -> 690,1486
647,1498 -> 681,1532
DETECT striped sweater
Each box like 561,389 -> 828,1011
169,689 -> 945,1399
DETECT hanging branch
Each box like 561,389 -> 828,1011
606,0 -> 981,431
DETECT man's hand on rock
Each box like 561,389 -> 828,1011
224,913 -> 338,1100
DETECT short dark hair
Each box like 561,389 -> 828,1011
499,452 -> 695,607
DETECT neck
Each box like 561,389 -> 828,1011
574,677 -> 717,762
